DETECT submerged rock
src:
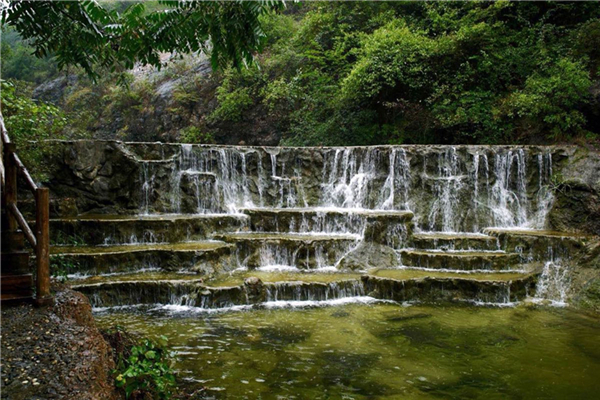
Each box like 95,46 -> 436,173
244,276 -> 266,303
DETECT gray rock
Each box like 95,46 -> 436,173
337,242 -> 400,271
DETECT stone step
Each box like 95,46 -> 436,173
411,232 -> 499,251
67,271 -> 203,285
205,270 -> 363,287
50,241 -> 234,276
240,207 -> 414,248
213,232 -> 360,270
399,249 -> 522,271
74,276 -> 366,309
213,232 -> 360,243
74,267 -> 530,287
483,228 -> 594,259
240,206 -> 413,230
47,213 -> 248,246
368,268 -> 537,282
363,269 -> 537,304
74,266 -> 537,308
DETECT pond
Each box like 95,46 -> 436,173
95,302 -> 600,399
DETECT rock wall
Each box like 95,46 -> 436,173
548,146 -> 600,235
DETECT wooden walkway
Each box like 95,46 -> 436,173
1,113 -> 52,305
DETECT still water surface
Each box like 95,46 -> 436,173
96,302 -> 600,399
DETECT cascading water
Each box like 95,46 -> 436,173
535,260 -> 571,305
426,147 -> 465,232
145,145 -> 555,231
131,145 -> 562,277
139,162 -> 156,215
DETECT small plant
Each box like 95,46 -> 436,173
113,335 -> 177,399
547,173 -> 572,195
52,231 -> 87,246
179,126 -> 215,144
50,256 -> 80,282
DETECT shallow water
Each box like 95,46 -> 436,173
95,303 -> 600,399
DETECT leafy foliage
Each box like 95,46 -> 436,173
0,79 -> 69,180
50,255 -> 81,282
0,79 -> 66,140
2,1 -> 599,146
1,0 -> 284,83
113,335 -> 176,399
179,126 -> 215,144
0,27 -> 60,83
208,1 -> 599,145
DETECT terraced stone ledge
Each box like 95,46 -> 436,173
399,249 -> 522,271
214,232 -> 360,269
483,228 -> 595,258
363,269 -> 538,304
48,213 -> 248,246
240,207 -> 413,235
51,241 -> 234,275
72,268 -> 539,308
411,232 -> 500,251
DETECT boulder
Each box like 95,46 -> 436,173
337,242 -> 400,271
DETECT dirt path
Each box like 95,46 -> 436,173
1,288 -> 119,400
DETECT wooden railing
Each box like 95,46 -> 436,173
1,113 -> 52,305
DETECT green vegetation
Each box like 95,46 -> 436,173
2,1 -> 599,146
102,326 -> 177,399
179,126 -> 215,144
1,0 -> 283,82
50,256 -> 80,282
224,1 -> 600,145
0,80 -> 71,180
114,334 -> 176,399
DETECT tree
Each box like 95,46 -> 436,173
1,0 -> 284,82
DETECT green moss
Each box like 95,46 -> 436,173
577,278 -> 600,313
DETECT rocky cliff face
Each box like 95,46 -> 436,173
32,55 -> 281,146
548,146 -> 600,235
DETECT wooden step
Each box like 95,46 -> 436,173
1,274 -> 33,303
0,293 -> 34,304
1,251 -> 31,275
1,231 -> 26,251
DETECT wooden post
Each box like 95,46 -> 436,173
35,187 -> 53,306
4,143 -> 17,232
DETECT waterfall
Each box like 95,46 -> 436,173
139,162 -> 156,215
535,260 -> 571,305
427,147 -> 465,232
265,280 -> 365,302
532,152 -> 554,229
137,144 -> 556,233
380,148 -> 411,210
488,149 -> 529,227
